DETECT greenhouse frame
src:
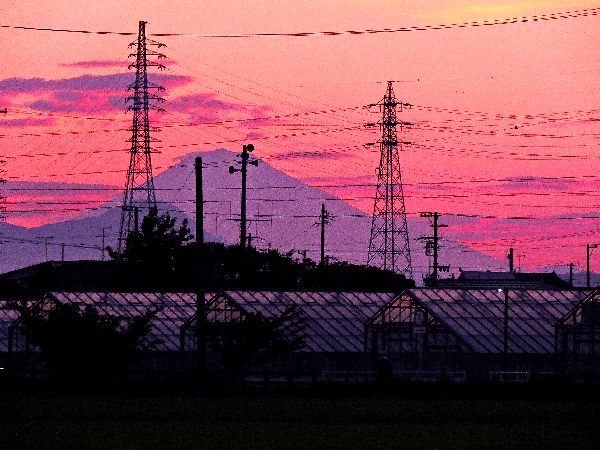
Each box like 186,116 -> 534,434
1,288 -> 599,381
180,291 -> 397,377
367,288 -> 597,381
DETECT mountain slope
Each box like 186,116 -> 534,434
154,149 -> 503,282
0,149 -> 504,283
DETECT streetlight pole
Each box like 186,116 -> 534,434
229,144 -> 257,248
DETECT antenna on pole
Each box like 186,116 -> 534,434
366,81 -> 413,278
319,204 -> 333,265
418,211 -> 448,286
118,21 -> 166,251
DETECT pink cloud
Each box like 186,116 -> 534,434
0,73 -> 190,93
167,92 -> 272,122
0,117 -> 55,128
271,150 -> 349,161
0,73 -> 191,113
60,59 -> 178,69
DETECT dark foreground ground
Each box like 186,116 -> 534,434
1,387 -> 600,449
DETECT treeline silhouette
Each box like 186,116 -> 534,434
0,211 -> 413,295
113,211 -> 414,291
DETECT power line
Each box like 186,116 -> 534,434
2,7 -> 597,38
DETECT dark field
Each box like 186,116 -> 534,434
1,391 -> 600,449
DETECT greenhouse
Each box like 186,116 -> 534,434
0,299 -> 21,370
556,290 -> 600,377
367,288 -> 596,381
2,288 -> 600,381
181,291 -> 397,376
8,292 -> 200,374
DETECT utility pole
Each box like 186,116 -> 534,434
101,227 -> 111,261
194,157 -> 208,381
134,206 -> 140,233
587,244 -> 597,288
517,253 -> 525,272
0,108 -> 6,222
196,290 -> 206,382
229,143 -> 257,248
36,236 -> 52,261
366,81 -> 413,277
319,204 -> 332,265
569,262 -> 576,287
419,212 -> 447,284
508,248 -> 514,273
195,156 -> 204,245
194,156 -> 207,385
502,288 -> 509,371
61,243 -> 65,262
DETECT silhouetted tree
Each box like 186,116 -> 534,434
107,210 -> 193,273
22,303 -> 155,378
177,242 -> 414,291
206,306 -> 305,378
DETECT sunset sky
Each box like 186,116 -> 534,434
0,0 -> 599,271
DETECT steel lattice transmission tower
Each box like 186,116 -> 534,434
118,21 -> 166,251
367,81 -> 413,278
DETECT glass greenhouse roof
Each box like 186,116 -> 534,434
404,289 -> 592,354
48,292 -> 198,352
0,299 -> 20,353
221,291 -> 397,353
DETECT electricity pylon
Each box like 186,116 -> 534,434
118,21 -> 166,251
367,81 -> 413,278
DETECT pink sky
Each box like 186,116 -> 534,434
0,0 -> 599,271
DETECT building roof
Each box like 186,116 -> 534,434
45,292 -> 197,352
401,288 -> 592,353
219,291 -> 397,353
434,270 -> 571,290
0,261 -> 134,296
